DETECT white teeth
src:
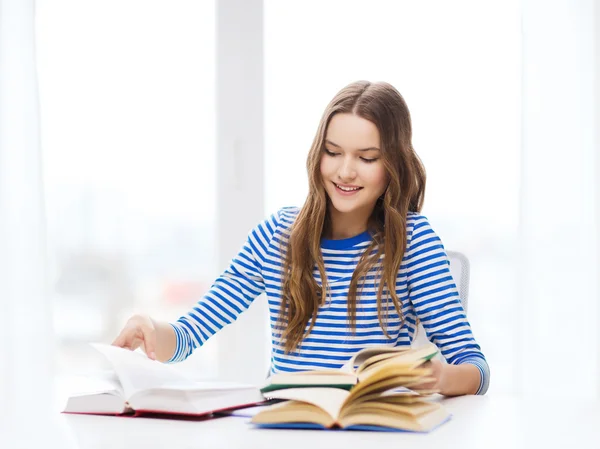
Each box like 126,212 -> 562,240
335,183 -> 361,192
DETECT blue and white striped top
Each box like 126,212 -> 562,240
168,207 -> 490,395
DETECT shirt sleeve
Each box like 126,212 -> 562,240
166,210 -> 282,363
406,215 -> 490,395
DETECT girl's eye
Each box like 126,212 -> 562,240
324,148 -> 378,163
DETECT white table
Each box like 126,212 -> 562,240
4,393 -> 599,449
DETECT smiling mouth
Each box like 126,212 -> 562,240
333,182 -> 363,192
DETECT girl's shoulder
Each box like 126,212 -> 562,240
276,206 -> 301,224
406,211 -> 431,229
269,210 -> 432,232
274,206 -> 300,227
405,212 -> 438,244
259,206 -> 300,237
261,209 -> 434,241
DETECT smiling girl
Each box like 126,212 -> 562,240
113,81 -> 490,396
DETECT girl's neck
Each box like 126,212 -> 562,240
326,207 -> 372,240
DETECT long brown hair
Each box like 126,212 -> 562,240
278,81 -> 426,353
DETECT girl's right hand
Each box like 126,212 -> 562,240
111,314 -> 157,360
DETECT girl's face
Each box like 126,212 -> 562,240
320,113 -> 388,220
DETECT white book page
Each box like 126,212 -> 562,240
130,386 -> 263,415
67,371 -> 124,396
265,387 -> 349,420
91,343 -> 199,399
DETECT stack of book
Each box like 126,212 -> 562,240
62,341 -> 451,433
252,343 -> 451,432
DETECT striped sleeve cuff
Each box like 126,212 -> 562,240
165,322 -> 188,363
457,356 -> 490,395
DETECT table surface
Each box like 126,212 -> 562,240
3,387 -> 600,449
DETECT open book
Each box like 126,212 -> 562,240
253,343 -> 450,432
262,343 -> 439,393
63,343 -> 264,417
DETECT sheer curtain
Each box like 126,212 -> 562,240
519,0 -> 599,398
35,0 -> 219,381
0,0 -> 56,444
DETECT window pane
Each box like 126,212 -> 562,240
36,0 -> 217,378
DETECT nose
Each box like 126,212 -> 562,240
338,156 -> 357,181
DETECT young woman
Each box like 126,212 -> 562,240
113,81 -> 490,396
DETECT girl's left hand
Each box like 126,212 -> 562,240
419,359 -> 447,392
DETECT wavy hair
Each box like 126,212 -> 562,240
278,81 -> 426,353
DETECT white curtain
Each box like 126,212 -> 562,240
0,0 -> 56,443
520,0 -> 599,398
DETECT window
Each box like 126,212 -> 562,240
36,0 -> 218,378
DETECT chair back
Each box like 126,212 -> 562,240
411,251 -> 470,354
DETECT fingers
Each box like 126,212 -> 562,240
111,330 -> 129,349
140,320 -> 157,360
111,315 -> 157,360
111,321 -> 141,351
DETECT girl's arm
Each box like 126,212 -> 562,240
166,211 -> 282,363
406,215 -> 490,395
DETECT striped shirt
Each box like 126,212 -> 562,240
169,207 -> 490,395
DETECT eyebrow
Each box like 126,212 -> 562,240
325,139 -> 380,152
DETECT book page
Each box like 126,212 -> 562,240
66,371 -> 124,396
341,346 -> 409,372
268,370 -> 357,385
341,342 -> 438,373
265,387 -> 349,419
91,343 -> 199,399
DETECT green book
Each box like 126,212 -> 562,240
261,343 -> 439,394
